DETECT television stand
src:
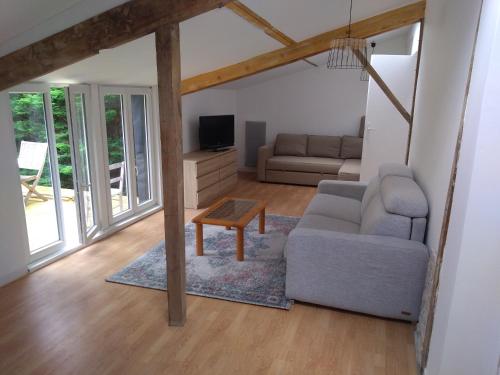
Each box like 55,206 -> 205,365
183,148 -> 238,209
210,147 -> 231,152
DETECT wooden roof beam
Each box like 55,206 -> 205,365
225,1 -> 317,67
0,0 -> 232,91
182,1 -> 425,94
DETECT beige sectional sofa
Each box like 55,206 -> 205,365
257,133 -> 363,186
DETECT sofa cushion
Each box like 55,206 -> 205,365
274,134 -> 308,156
307,135 -> 341,158
267,156 -> 343,174
297,214 -> 360,234
338,159 -> 361,181
360,193 -> 411,240
305,194 -> 361,224
340,136 -> 363,159
380,175 -> 428,218
379,163 -> 413,180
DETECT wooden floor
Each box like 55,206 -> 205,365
0,173 -> 417,375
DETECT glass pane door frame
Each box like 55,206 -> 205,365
68,84 -> 99,244
98,86 -> 158,225
8,83 -> 67,262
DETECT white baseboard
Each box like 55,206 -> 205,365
0,267 -> 27,287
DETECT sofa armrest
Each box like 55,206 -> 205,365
285,228 -> 429,321
257,143 -> 274,181
317,180 -> 367,201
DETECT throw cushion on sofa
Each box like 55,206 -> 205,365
275,134 -> 308,156
307,135 -> 341,158
341,136 -> 363,159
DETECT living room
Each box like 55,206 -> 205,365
0,1 -> 499,374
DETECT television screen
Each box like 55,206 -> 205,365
199,115 -> 235,150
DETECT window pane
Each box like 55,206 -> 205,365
131,94 -> 151,205
51,88 -> 79,246
104,94 -> 129,216
74,93 -> 95,231
10,93 -> 60,251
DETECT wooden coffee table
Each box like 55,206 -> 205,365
192,197 -> 267,261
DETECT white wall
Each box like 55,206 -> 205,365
407,0 -> 485,369
360,54 -> 415,181
0,92 -> 30,286
409,0 -> 482,258
181,89 -> 237,153
424,1 -> 500,374
375,34 -> 411,55
236,66 -> 368,167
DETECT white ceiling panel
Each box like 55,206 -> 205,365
39,8 -> 283,85
180,7 -> 282,77
241,0 -> 417,41
0,0 -> 129,57
23,0 -> 415,87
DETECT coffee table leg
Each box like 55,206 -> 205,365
236,228 -> 244,261
196,223 -> 204,256
259,208 -> 266,234
225,226 -> 231,230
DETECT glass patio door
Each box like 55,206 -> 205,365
100,87 -> 156,224
68,85 -> 98,243
8,84 -> 66,261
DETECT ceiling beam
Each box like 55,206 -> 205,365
0,0 -> 232,91
181,1 -> 425,94
225,1 -> 317,67
352,48 -> 411,123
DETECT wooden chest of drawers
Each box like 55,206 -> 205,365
183,149 -> 238,209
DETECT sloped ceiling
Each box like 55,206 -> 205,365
0,0 -> 417,88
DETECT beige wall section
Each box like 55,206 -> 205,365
407,0 -> 484,368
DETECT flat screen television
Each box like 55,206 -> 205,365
199,115 -> 235,151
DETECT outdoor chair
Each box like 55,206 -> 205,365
109,161 -> 125,210
18,141 -> 49,205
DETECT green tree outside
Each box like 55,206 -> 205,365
11,88 -> 123,190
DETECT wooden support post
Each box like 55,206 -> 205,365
352,48 -> 412,124
155,23 -> 186,326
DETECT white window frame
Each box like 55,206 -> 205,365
98,85 -> 159,226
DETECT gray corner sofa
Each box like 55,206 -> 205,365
285,163 -> 430,321
257,133 -> 363,186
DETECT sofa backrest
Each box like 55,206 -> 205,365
274,134 -> 308,156
340,136 -> 363,159
307,135 -> 341,158
274,133 -> 363,160
360,163 -> 429,242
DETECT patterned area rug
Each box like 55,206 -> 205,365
106,215 -> 299,309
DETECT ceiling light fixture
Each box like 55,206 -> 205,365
327,0 -> 367,70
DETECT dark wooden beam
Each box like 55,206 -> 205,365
352,48 -> 412,123
0,0 -> 232,91
155,23 -> 186,326
181,1 -> 426,94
